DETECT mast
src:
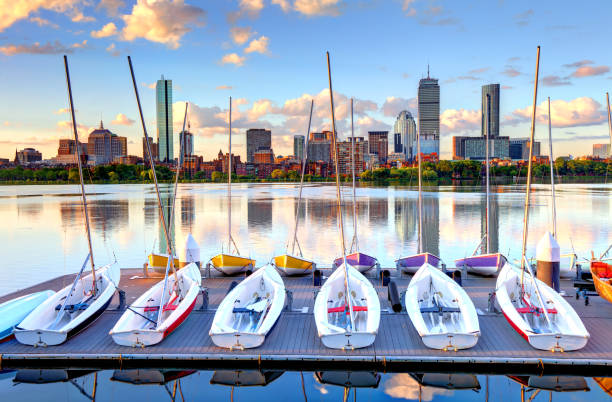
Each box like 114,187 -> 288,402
63,55 -> 96,295
350,98 -> 359,253
127,56 -> 176,327
327,51 -> 354,330
291,99 -> 314,255
547,97 -> 557,238
485,93 -> 491,254
228,97 -> 236,255
521,46 -> 541,282
417,123 -> 423,254
607,92 -> 611,160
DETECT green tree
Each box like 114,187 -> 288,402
211,171 -> 224,182
287,170 -> 299,181
270,169 -> 287,179
68,168 -> 80,182
422,169 -> 438,181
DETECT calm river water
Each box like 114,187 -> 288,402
0,182 -> 610,296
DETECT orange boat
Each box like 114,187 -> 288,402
591,260 -> 612,304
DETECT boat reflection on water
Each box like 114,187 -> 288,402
210,370 -> 284,387
316,371 -> 381,388
508,375 -> 589,392
14,369 -> 99,400
409,373 -> 481,390
111,369 -> 196,385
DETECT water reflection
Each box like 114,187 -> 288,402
0,183 -> 611,296
0,369 -> 609,401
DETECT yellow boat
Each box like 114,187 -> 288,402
147,253 -> 179,273
273,254 -> 314,276
211,254 -> 255,275
591,260 -> 612,304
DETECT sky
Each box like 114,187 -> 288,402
1,0 -> 611,161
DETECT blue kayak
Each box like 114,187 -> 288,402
0,290 -> 55,341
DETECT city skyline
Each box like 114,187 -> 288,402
1,1 -> 611,161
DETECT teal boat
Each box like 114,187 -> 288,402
0,290 -> 55,341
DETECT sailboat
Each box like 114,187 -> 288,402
14,56 -> 120,347
455,92 -> 506,276
209,263 -> 285,349
109,57 -> 201,347
273,99 -> 316,276
405,261 -> 480,350
495,47 -> 589,352
314,52 -> 380,350
210,97 -> 255,275
395,122 -> 441,274
333,98 -> 379,273
0,290 -> 55,341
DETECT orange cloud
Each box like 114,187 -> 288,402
507,97 -> 606,128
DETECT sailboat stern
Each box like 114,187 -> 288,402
273,254 -> 314,276
13,328 -> 68,347
211,254 -> 255,275
421,331 -> 480,351
320,331 -> 377,350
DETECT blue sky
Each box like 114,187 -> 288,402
1,0 -> 611,160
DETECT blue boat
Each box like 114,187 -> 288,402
0,290 -> 55,341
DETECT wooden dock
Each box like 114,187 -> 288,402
1,268 -> 611,376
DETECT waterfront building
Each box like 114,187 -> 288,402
54,139 -> 87,164
509,138 -> 541,160
156,75 -> 173,163
307,131 -> 332,163
368,131 -> 388,163
336,136 -> 367,175
413,133 -> 440,158
142,137 -> 159,165
593,143 -> 611,158
14,147 -> 42,164
180,129 -> 194,159
394,110 -> 417,160
219,150 -> 241,173
253,148 -> 275,164
294,135 -> 305,160
418,70 -> 440,156
393,132 -> 402,153
246,128 -> 271,163
482,84 -> 500,138
453,135 -> 509,160
87,121 -> 127,165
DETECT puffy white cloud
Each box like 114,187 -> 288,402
248,99 -> 279,120
70,10 -> 95,22
244,35 -> 269,54
272,0 -> 291,12
384,374 -> 452,401
111,113 -> 135,126
239,0 -> 264,16
220,53 -> 246,66
0,0 -> 81,32
294,0 -> 343,16
120,0 -> 206,49
506,97 -> 606,128
0,40 -> 87,55
440,108 -> 480,132
381,96 -> 416,117
91,22 -> 118,38
230,26 -> 253,45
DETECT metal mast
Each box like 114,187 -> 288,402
485,93 -> 491,254
64,55 -> 97,295
547,97 -> 557,238
350,98 -> 359,253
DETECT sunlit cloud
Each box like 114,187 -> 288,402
0,40 -> 88,55
0,0 -> 81,32
91,22 -> 118,38
505,97 -> 606,128
220,53 -> 246,66
111,113 -> 135,126
244,35 -> 269,54
294,0 -> 343,16
441,108 -> 480,132
29,17 -> 59,29
381,96 -> 416,117
230,26 -> 254,45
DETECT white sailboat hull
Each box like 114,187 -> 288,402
496,263 -> 589,351
110,263 -> 201,347
15,263 -> 119,346
405,263 -> 480,350
314,263 -> 380,350
210,264 -> 285,349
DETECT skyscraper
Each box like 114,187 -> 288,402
294,135 -> 305,160
246,128 -> 271,162
393,110 -> 417,160
368,131 -> 388,163
156,75 -> 173,163
418,69 -> 440,156
482,84 -> 500,138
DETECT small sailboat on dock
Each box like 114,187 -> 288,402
455,91 -> 505,276
314,52 -> 380,350
210,97 -> 255,275
590,247 -> 612,304
14,56 -> 119,347
273,99 -> 316,276
333,99 -> 378,273
209,264 -> 285,349
405,262 -> 480,350
109,57 -> 201,347
396,125 -> 441,273
0,291 -> 55,341
496,47 -> 589,352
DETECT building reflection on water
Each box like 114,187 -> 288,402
248,199 -> 273,231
